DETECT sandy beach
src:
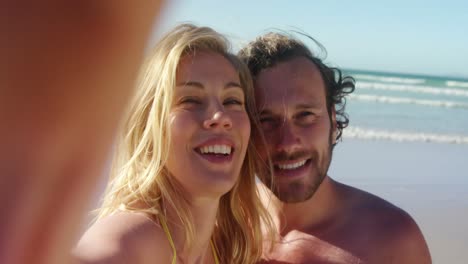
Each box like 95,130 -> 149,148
330,139 -> 468,264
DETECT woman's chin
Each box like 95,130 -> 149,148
187,176 -> 238,199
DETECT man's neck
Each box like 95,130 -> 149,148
261,176 -> 343,236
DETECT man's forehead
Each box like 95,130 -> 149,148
255,90 -> 325,114
254,57 -> 326,112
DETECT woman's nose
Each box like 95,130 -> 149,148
203,110 -> 233,130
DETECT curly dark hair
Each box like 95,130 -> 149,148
238,32 -> 355,144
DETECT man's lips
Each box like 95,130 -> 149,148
275,159 -> 309,170
273,158 -> 312,178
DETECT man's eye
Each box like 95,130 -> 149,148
297,111 -> 313,118
260,117 -> 274,123
259,117 -> 277,130
295,111 -> 317,125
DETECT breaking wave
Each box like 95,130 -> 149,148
356,81 -> 468,97
353,74 -> 426,85
344,127 -> 468,145
348,94 -> 468,109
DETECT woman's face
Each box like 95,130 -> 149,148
165,51 -> 250,198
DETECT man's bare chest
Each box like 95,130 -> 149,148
261,231 -> 365,264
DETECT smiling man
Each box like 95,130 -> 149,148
239,33 -> 431,264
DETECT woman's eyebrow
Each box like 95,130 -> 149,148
176,81 -> 204,89
176,81 -> 243,90
225,81 -> 242,90
176,81 -> 244,91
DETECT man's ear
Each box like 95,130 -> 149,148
331,106 -> 338,145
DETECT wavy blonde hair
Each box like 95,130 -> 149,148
98,24 -> 273,263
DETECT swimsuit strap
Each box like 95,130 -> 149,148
158,214 -> 177,264
158,214 -> 220,264
210,239 -> 220,264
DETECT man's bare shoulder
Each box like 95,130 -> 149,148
73,212 -> 171,264
337,181 -> 418,231
336,181 -> 431,263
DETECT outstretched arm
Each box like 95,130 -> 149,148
1,1 -> 165,264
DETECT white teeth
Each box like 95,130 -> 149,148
199,145 -> 232,155
277,160 -> 307,170
214,145 -> 221,153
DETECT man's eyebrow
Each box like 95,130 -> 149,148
258,109 -> 274,116
258,103 -> 321,115
296,103 -> 321,109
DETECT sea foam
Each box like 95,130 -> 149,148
344,126 -> 468,144
356,81 -> 468,97
446,80 -> 468,88
348,94 -> 468,109
353,74 -> 426,85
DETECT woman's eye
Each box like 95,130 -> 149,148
224,98 -> 244,106
180,97 -> 201,105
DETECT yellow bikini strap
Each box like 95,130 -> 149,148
159,214 -> 219,264
158,214 -> 177,264
210,240 -> 220,264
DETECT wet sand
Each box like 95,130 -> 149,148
330,139 -> 468,264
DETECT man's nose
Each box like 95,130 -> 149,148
275,122 -> 301,152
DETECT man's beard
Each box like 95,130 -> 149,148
269,132 -> 334,203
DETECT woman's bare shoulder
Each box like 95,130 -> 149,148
73,211 -> 172,264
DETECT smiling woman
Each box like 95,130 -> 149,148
73,24 -> 274,264
167,51 -> 251,197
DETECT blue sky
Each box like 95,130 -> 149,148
152,0 -> 468,78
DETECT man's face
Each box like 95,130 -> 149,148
254,57 -> 336,203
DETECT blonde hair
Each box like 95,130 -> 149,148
98,24 -> 273,263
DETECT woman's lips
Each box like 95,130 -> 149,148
194,137 -> 236,164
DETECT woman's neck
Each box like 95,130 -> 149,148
165,196 -> 219,263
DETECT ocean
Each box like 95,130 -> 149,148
341,69 -> 468,144
330,70 -> 468,263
